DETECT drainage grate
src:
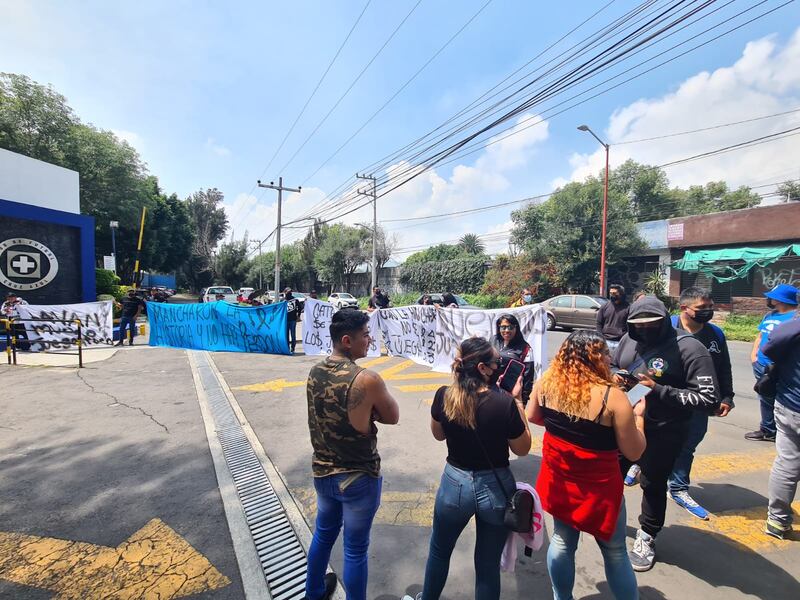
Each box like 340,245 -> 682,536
195,352 -> 307,600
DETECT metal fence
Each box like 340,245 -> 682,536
1,317 -> 84,368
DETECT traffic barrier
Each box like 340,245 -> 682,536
4,317 -> 84,368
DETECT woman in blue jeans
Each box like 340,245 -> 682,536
405,337 -> 531,600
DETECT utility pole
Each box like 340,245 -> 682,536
577,124 -> 610,296
356,173 -> 378,292
257,178 -> 301,298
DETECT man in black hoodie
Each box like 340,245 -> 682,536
596,283 -> 629,350
612,297 -> 720,572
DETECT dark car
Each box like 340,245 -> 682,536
415,293 -> 479,309
540,294 -> 608,331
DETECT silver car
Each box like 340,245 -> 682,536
541,294 -> 608,331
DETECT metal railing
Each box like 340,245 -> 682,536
1,317 -> 83,368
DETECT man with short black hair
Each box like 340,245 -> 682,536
367,286 -> 389,312
597,283 -> 629,350
305,309 -> 400,600
667,287 -> 734,520
116,289 -> 144,346
747,284 -> 798,441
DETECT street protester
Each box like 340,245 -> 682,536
510,287 -> 535,308
612,297 -> 720,571
406,338 -> 530,600
367,286 -> 390,312
305,309 -> 399,600
441,292 -> 458,308
285,287 -> 301,353
596,284 -> 630,352
667,287 -> 735,520
631,290 -> 647,303
527,330 -> 645,600
419,294 -> 433,306
761,312 -> 800,540
1,291 -> 30,350
493,313 -> 534,406
309,290 -> 319,299
746,283 -> 799,442
115,289 -> 145,346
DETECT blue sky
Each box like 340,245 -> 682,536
3,0 -> 800,257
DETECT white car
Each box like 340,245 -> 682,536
328,292 -> 359,310
237,287 -> 255,301
203,286 -> 237,303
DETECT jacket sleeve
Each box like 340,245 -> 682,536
651,338 -> 721,411
716,329 -> 735,406
596,303 -> 606,332
762,318 -> 800,363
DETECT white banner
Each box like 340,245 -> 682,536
17,301 -> 114,351
302,298 -> 381,357
376,304 -> 438,367
431,304 -> 547,375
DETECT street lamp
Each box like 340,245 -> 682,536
577,124 -> 610,296
109,220 -> 119,274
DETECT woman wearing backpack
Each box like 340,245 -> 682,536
405,337 -> 531,600
527,330 -> 646,599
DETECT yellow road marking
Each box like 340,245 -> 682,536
235,378 -> 305,392
691,448 -> 775,480
376,359 -> 416,379
0,518 -> 229,599
395,383 -> 445,392
686,502 -> 799,552
293,487 -> 436,527
359,356 -> 392,369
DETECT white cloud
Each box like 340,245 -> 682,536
205,137 -> 231,157
560,28 -> 800,194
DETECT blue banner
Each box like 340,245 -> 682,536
147,301 -> 290,354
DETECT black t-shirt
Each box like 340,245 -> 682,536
120,296 -> 145,318
431,385 -> 526,470
368,294 -> 389,309
286,297 -> 301,321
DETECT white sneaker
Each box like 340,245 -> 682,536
401,595 -> 422,600
629,529 -> 656,572
624,464 -> 641,487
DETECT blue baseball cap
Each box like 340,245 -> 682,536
764,283 -> 799,306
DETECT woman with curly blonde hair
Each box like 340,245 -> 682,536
526,330 -> 646,600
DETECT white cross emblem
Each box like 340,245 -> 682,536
12,255 -> 37,274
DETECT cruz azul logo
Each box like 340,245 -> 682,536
0,238 -> 59,291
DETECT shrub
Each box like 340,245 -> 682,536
721,314 -> 761,342
461,294 -> 512,309
399,258 -> 487,294
96,268 -> 121,299
480,256 -> 560,302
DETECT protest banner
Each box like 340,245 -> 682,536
302,298 -> 380,357
375,304 -> 438,367
147,301 -> 290,354
432,304 -> 547,375
17,301 -> 114,351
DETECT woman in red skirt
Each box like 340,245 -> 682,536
526,330 -> 646,599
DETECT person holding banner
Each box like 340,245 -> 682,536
285,288 -> 301,353
493,314 -> 534,406
411,337 -> 530,600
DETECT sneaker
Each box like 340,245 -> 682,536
745,429 -> 776,442
765,519 -> 790,540
624,464 -> 641,487
670,490 -> 710,520
629,529 -> 656,572
401,595 -> 422,600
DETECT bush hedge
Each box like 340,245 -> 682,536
95,268 -> 122,300
399,257 -> 488,295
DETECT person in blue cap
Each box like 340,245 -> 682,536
746,283 -> 799,442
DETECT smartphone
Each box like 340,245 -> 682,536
615,370 -> 640,386
626,383 -> 650,407
499,359 -> 525,393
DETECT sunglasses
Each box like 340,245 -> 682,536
499,325 -> 516,331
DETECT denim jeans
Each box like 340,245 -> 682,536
668,411 -> 709,493
422,462 -> 516,600
548,500 -> 638,600
119,316 -> 137,343
768,403 -> 800,527
288,319 -> 297,352
753,361 -> 777,435
305,473 -> 382,600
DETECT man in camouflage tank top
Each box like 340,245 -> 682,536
305,308 -> 400,600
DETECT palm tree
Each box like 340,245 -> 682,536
458,233 -> 485,255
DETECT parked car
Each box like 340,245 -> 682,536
540,294 -> 608,331
203,286 -> 237,303
415,293 -> 479,309
237,287 -> 255,302
328,292 -> 359,310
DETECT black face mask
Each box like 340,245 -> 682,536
767,299 -> 776,309
609,295 -> 620,303
629,325 -> 661,345
691,309 -> 714,323
487,365 -> 502,387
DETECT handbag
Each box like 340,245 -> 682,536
473,431 -> 534,533
754,363 -> 778,397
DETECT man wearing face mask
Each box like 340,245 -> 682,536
510,287 -> 534,308
612,296 -> 720,572
596,283 -> 629,351
667,287 -> 734,520
746,283 -> 799,442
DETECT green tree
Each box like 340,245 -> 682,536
676,181 -> 760,215
609,159 -> 680,221
405,243 -> 468,265
458,233 -> 486,255
776,180 -> 800,202
511,177 -> 646,291
183,188 -> 229,290
216,238 -> 250,289
246,243 -> 305,290
314,224 -> 368,291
